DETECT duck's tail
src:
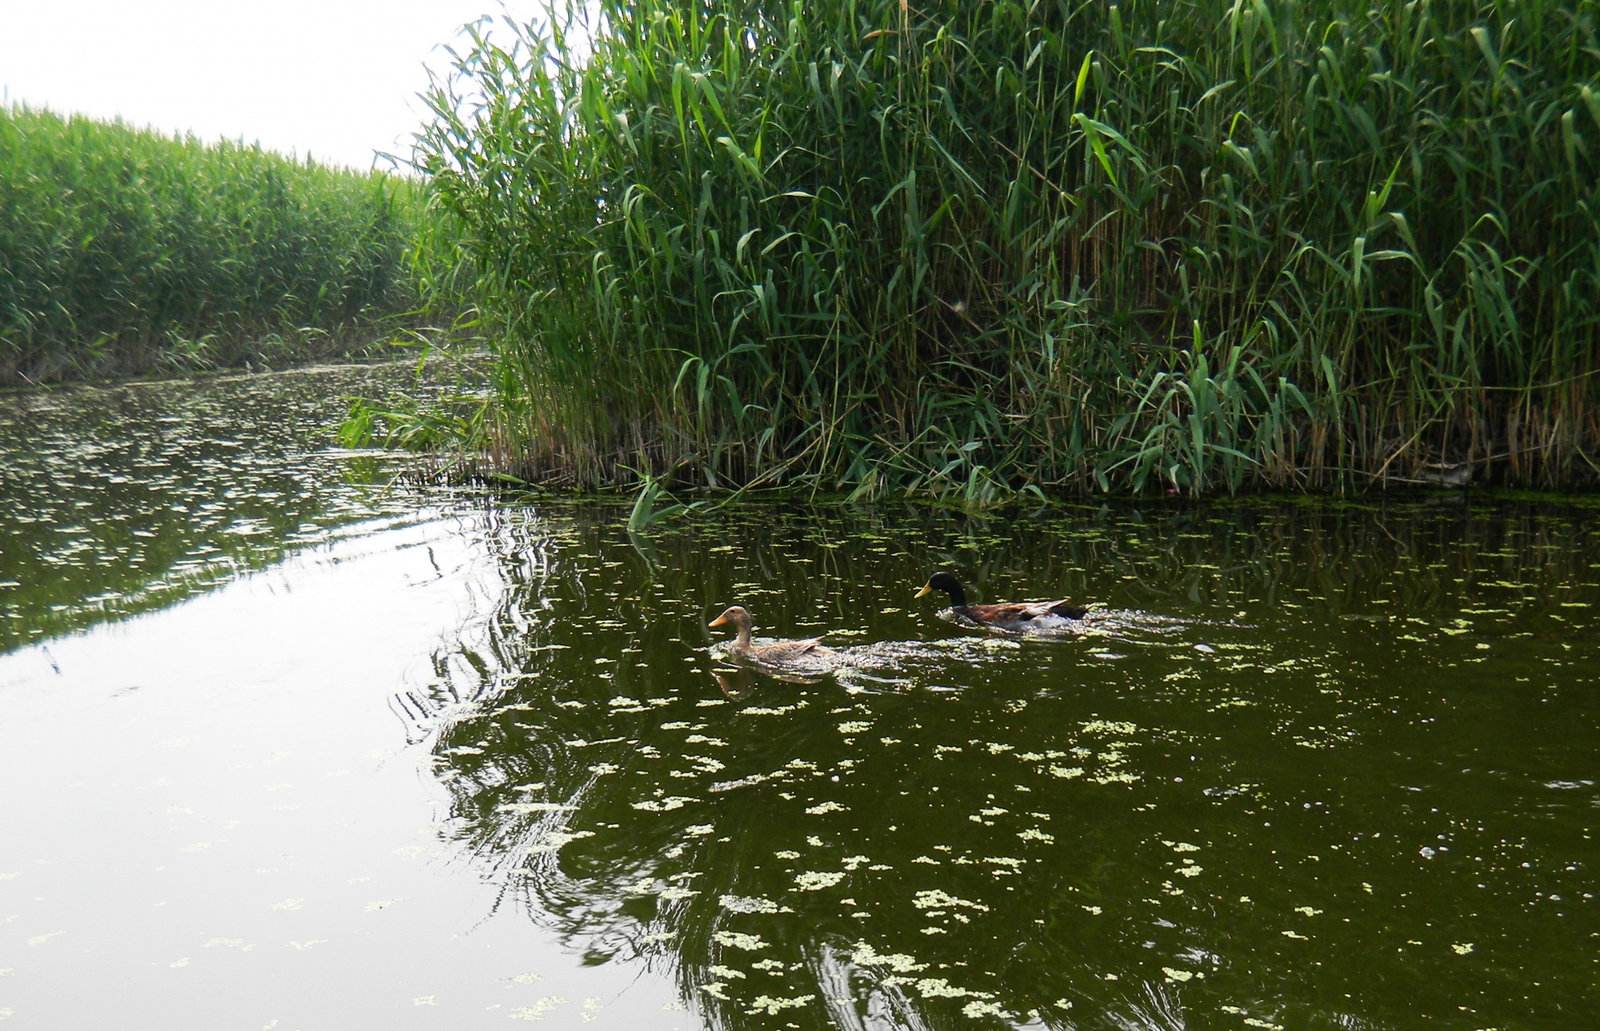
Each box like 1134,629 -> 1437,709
1048,600 -> 1089,619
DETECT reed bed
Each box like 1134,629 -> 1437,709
0,105 -> 448,384
411,0 -> 1600,498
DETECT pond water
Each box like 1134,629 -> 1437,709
1,364 -> 1596,1029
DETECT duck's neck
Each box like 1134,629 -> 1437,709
944,583 -> 969,608
731,623 -> 753,651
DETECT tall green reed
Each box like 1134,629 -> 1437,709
0,105 -> 461,384
416,0 -> 1600,498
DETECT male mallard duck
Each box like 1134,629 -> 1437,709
708,605 -> 837,664
915,572 -> 1087,631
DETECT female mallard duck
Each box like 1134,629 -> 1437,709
708,605 -> 837,665
915,572 -> 1087,631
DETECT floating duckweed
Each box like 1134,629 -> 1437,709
712,931 -> 768,951
1294,906 -> 1322,916
850,943 -> 927,973
914,978 -> 988,999
1081,720 -> 1138,735
509,996 -> 569,1021
1162,967 -> 1194,982
1018,828 -> 1055,843
913,889 -> 990,913
719,895 -> 786,915
1452,943 -> 1475,955
707,965 -> 746,980
961,1000 -> 1007,1018
685,824 -> 714,836
630,796 -> 696,812
699,983 -> 730,1001
748,994 -> 814,1015
1049,766 -> 1085,779
838,721 -> 871,734
805,801 -> 845,815
774,850 -> 801,860
795,870 -> 847,891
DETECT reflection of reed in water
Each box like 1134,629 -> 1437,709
386,505 -> 565,743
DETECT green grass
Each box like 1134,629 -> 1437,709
0,104 -> 464,384
395,0 -> 1599,498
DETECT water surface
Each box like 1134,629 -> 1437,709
1,365 -> 1596,1029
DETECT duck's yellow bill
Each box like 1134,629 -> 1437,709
914,584 -> 933,599
708,615 -> 728,628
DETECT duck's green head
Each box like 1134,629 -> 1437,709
916,572 -> 967,607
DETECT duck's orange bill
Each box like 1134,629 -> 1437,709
914,584 -> 933,599
708,614 -> 729,628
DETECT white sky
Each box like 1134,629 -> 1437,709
0,1 -> 513,171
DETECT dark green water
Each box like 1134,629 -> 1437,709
1,365 -> 1596,1029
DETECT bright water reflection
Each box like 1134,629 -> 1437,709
1,364 -> 1597,1029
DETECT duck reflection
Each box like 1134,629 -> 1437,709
711,666 -> 760,701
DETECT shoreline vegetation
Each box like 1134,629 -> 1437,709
0,104 -> 463,386
363,0 -> 1599,501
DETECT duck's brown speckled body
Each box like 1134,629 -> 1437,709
916,572 -> 1088,631
709,605 -> 837,664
